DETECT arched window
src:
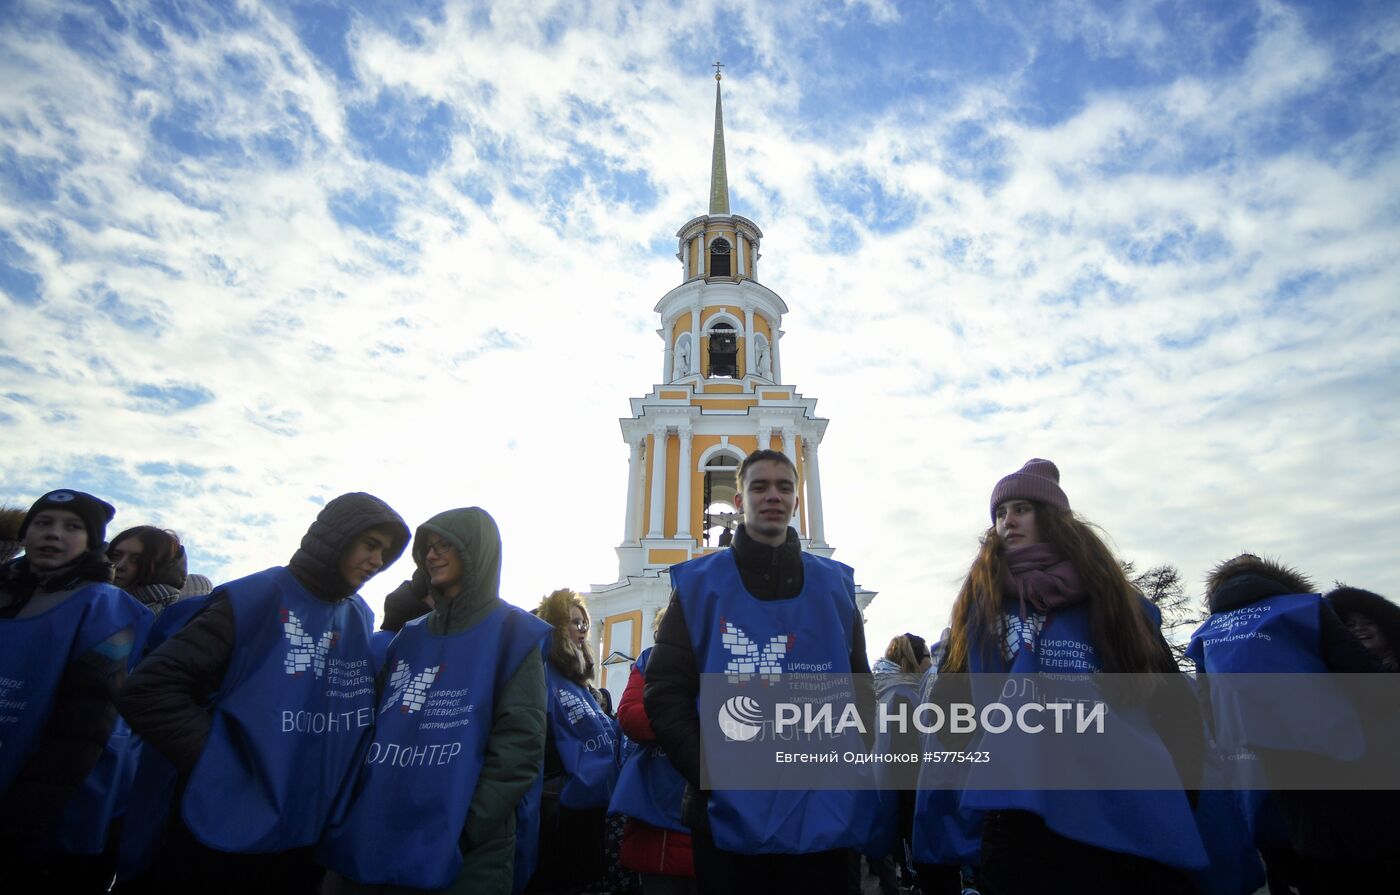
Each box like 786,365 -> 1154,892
702,452 -> 742,545
707,322 -> 737,378
709,237 -> 732,277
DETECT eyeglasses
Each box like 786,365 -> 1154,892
424,540 -> 456,558
570,618 -> 589,633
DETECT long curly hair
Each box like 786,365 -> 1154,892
942,503 -> 1174,679
536,588 -> 596,686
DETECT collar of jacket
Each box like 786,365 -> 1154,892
730,524 -> 804,600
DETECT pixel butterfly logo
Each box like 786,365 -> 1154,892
282,608 -> 336,678
719,619 -> 793,684
382,660 -> 443,714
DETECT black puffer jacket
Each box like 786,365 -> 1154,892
119,493 -> 408,774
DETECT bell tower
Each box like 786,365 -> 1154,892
585,71 -> 876,697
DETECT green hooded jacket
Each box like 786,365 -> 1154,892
341,507 -> 546,895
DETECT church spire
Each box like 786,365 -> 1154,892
708,65 -> 730,216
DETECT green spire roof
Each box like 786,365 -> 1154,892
708,74 -> 730,216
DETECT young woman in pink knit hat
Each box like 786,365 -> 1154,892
913,459 -> 1209,895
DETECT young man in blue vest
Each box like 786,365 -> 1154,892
118,492 -> 409,894
1,489 -> 150,889
644,449 -> 875,895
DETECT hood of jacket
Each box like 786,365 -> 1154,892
1205,553 -> 1315,614
412,507 -> 503,635
288,492 -> 410,602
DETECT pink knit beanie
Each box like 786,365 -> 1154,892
989,458 -> 1069,521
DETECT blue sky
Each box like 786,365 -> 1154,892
3,0 -> 1399,650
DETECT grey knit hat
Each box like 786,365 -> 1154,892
989,458 -> 1069,521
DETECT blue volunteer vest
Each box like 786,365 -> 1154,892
180,567 -> 377,852
546,664 -> 619,810
368,628 -> 395,676
319,603 -> 550,890
0,582 -> 150,855
1186,592 -> 1365,760
1189,708 -> 1267,895
673,549 -> 881,855
911,670 -> 983,866
607,648 -> 687,833
959,600 -> 1208,870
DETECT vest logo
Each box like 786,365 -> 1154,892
719,619 -> 793,684
557,687 -> 597,725
1208,604 -> 1269,636
282,608 -> 336,678
717,695 -> 765,741
1002,612 -> 1045,661
383,660 -> 442,714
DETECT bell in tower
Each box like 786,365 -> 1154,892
583,71 -> 876,698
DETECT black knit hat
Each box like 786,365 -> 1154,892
989,458 -> 1070,521
19,490 -> 117,548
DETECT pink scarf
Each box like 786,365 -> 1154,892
1002,543 -> 1085,616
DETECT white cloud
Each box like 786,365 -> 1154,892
1,0 -> 1397,658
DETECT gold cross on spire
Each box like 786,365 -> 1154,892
713,60 -> 724,81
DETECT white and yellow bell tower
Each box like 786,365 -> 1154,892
586,72 -> 876,696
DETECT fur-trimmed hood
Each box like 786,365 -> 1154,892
536,587 -> 595,686
0,506 -> 25,565
1326,586 -> 1400,671
1205,553 -> 1315,614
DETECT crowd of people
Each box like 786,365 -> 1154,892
1,451 -> 1397,894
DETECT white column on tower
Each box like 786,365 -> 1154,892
690,306 -> 702,375
646,423 -> 669,539
623,437 -> 643,545
737,234 -> 746,276
675,425 -> 693,540
682,240 -> 690,282
772,328 -> 783,384
782,428 -> 800,528
804,438 -> 827,546
632,442 -> 646,546
744,307 -> 755,375
663,323 -> 674,383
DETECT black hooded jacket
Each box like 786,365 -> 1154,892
119,493 -> 408,774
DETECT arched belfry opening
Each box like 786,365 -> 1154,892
707,321 -> 737,378
709,237 -> 731,278
702,450 -> 742,546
